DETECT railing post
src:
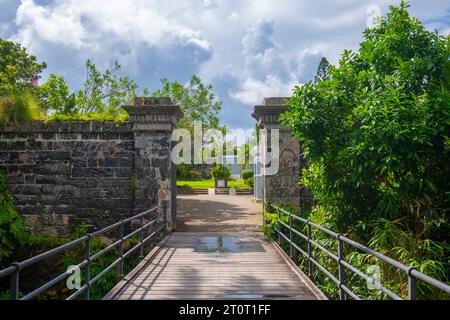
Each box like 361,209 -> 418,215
163,203 -> 168,236
84,234 -> 91,300
338,235 -> 345,300
408,267 -> 417,300
10,262 -> 20,300
307,222 -> 313,278
277,208 -> 281,244
117,221 -> 124,279
289,211 -> 293,258
139,213 -> 144,260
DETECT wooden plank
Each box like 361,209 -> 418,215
109,232 -> 321,300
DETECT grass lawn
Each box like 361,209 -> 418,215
177,179 -> 249,189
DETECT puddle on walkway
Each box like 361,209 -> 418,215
197,236 -> 240,252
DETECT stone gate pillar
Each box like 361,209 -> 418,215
123,97 -> 183,232
252,97 -> 313,211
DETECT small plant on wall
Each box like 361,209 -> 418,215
0,171 -> 30,263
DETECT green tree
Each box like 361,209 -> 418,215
314,57 -> 331,83
39,74 -> 77,114
41,60 -> 138,116
0,38 -> 46,96
76,59 -> 138,114
281,1 -> 449,288
152,75 -> 222,130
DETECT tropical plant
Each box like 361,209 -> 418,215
211,165 -> 231,181
0,92 -> 43,124
76,60 -> 137,114
152,75 -> 223,130
280,1 -> 450,298
282,0 -> 449,231
0,38 -> 46,97
176,164 -> 190,180
246,176 -> 254,188
38,73 -> 77,114
43,60 -> 137,117
188,171 -> 202,181
241,169 -> 254,180
0,171 -> 30,262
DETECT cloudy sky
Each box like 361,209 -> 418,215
1,0 -> 449,129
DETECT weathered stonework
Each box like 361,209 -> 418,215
123,97 -> 183,231
252,97 -> 313,210
0,97 -> 182,236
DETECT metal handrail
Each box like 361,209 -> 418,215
0,204 -> 168,300
269,204 -> 450,300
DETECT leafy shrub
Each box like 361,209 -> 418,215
177,164 -> 190,179
0,92 -> 42,124
241,169 -> 254,180
246,176 -> 254,188
211,165 -> 231,181
0,220 -> 160,300
278,2 -> 449,299
0,171 -> 30,262
188,170 -> 202,181
44,110 -> 128,123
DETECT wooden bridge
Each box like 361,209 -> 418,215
105,195 -> 325,300
1,194 -> 448,300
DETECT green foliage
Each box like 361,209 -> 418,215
176,164 -> 190,179
0,220 -> 157,300
176,165 -> 203,180
280,1 -> 450,299
41,60 -> 137,117
241,169 -> 254,180
75,60 -> 137,114
177,179 -> 248,189
38,74 -> 77,114
211,165 -> 231,181
0,171 -> 30,262
44,110 -> 128,122
314,57 -> 331,83
188,170 -> 202,181
246,176 -> 254,188
152,75 -> 223,130
0,38 -> 46,97
0,92 -> 43,124
282,1 -> 449,233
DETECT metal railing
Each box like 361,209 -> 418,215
0,204 -> 168,300
270,204 -> 450,300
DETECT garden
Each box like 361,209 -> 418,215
176,164 -> 254,189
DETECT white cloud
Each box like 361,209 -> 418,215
14,0 -> 86,49
230,75 -> 294,105
241,18 -> 277,56
229,18 -> 322,106
295,48 -> 322,83
1,0 -> 449,129
12,0 -> 212,51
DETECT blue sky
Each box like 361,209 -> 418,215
0,0 -> 449,129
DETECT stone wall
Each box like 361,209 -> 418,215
0,97 -> 182,236
252,97 -> 314,211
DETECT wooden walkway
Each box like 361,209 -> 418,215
106,195 -> 324,300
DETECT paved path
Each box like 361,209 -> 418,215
176,194 -> 264,233
108,195 -> 323,300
